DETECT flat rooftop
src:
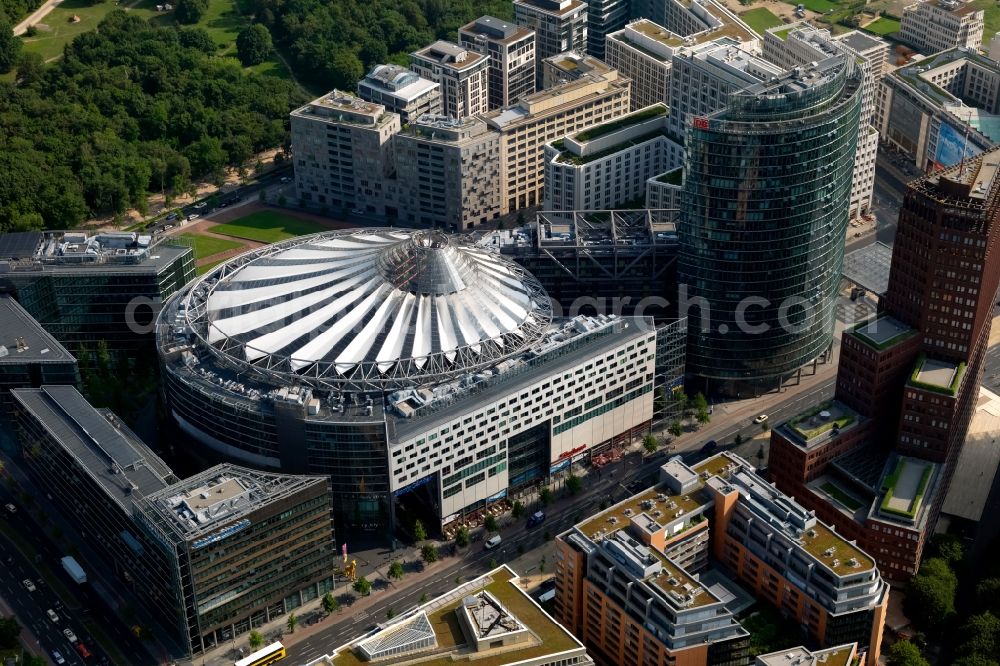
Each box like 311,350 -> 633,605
513,0 -> 585,18
460,16 -> 534,44
0,232 -> 190,274
11,386 -> 176,512
852,316 -> 916,350
780,400 -> 862,449
312,566 -> 587,666
296,90 -> 385,119
413,41 -> 488,70
0,295 -> 74,364
837,30 -> 886,53
878,455 -> 938,522
911,355 -> 963,394
843,241 -> 893,296
756,644 -> 857,666
139,464 -> 326,542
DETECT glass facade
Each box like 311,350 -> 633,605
679,58 -> 863,381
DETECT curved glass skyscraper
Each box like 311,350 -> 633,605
678,56 -> 862,384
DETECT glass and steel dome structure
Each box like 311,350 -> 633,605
179,229 -> 552,391
678,56 -> 863,383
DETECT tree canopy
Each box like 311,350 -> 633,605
0,12 -> 302,232
236,23 -> 272,66
886,641 -> 930,666
247,0 -> 515,89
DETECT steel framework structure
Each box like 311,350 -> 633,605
176,229 -> 554,393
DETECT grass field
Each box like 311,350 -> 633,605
197,257 -> 230,275
21,0 -> 158,61
863,16 -> 900,35
741,7 -> 784,34
969,0 -> 1000,42
176,232 -> 245,259
210,210 -> 327,243
784,0 -> 839,12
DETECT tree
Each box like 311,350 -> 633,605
388,560 -> 404,581
977,578 -> 1000,612
329,47 -> 364,89
696,406 -> 710,424
566,474 -> 582,495
931,533 -> 965,566
0,20 -> 21,74
643,434 -> 659,454
692,392 -> 709,412
958,612 -> 1000,659
236,24 -> 272,66
885,640 -> 929,666
174,0 -> 208,23
539,487 -> 553,506
669,420 -> 683,437
676,390 -> 689,414
484,515 -> 498,533
412,519 -> 427,542
322,592 -> 338,615
511,501 -> 525,519
905,557 -> 957,631
386,607 -> 394,619
248,630 -> 263,650
15,51 -> 43,86
756,445 -> 765,465
954,656 -> 1000,666
0,616 -> 20,649
286,612 -> 298,634
455,525 -> 470,548
421,544 -> 438,564
353,577 -> 372,596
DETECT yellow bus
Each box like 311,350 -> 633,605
234,641 -> 285,666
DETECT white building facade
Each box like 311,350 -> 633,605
458,16 -> 537,109
410,41 -> 490,119
899,0 -> 984,54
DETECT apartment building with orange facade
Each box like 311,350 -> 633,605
770,148 -> 1000,584
555,453 -> 887,666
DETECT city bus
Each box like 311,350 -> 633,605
234,641 -> 286,666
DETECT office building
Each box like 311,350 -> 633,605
763,23 -> 889,219
410,41 -> 490,119
876,48 -> 1000,170
899,0 -> 984,53
357,65 -> 441,125
393,115 -> 501,230
0,231 -> 194,357
158,229 -> 670,533
678,57 -> 863,388
667,38 -> 784,140
11,385 -> 338,655
305,565 -> 594,666
514,0 -> 588,70
291,90 -> 401,216
458,16 -> 536,109
543,103 -> 682,211
488,212 -> 683,329
770,148 -> 1000,582
605,10 -> 760,114
581,0 -> 629,60
0,295 -> 78,450
483,60 -> 630,214
605,20 -> 675,111
555,453 -> 888,665
646,168 -> 683,210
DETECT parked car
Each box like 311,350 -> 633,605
165,212 -> 179,221
63,628 -> 77,643
22,579 -> 35,592
351,208 -> 365,215
193,202 -> 207,209
4,503 -> 15,513
280,176 -> 292,184
527,511 -> 546,528
187,213 -> 199,221
753,414 -> 769,424
47,609 -> 59,623
51,651 -> 65,665
484,535 -> 502,550
76,643 -> 92,659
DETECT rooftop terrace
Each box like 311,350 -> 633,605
878,455 -> 937,522
785,400 -> 860,445
852,316 -> 916,350
316,566 -> 586,666
909,354 -> 965,396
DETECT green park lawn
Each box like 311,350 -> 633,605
176,233 -> 245,260
863,16 -> 900,35
969,0 -> 1000,42
20,0 -> 157,61
210,210 -> 328,243
741,7 -> 784,34
784,0 -> 839,12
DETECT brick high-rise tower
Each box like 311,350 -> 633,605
769,150 -> 1000,583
